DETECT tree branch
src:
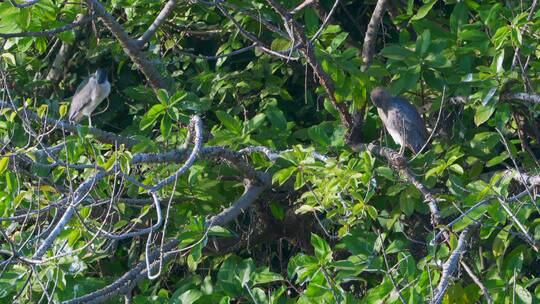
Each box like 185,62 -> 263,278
430,225 -> 475,304
0,15 -> 95,38
361,0 -> 389,71
84,0 -> 168,91
135,0 -> 178,48
0,101 -> 139,147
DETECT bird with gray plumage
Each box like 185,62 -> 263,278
68,68 -> 110,127
370,87 -> 428,155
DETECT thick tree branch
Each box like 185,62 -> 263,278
361,0 -> 389,71
84,0 -> 168,91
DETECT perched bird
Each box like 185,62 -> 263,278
370,87 -> 428,155
68,68 -> 111,127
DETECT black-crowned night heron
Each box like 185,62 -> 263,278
370,87 -> 428,155
68,68 -> 110,127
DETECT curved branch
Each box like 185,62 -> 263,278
207,176 -> 270,227
151,116 -> 203,191
505,92 -> 540,104
135,0 -> 178,48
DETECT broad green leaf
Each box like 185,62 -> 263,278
0,157 -> 9,174
380,45 -> 416,60
411,0 -> 437,21
474,104 -> 495,126
311,234 -> 332,263
140,104 -> 166,130
215,110 -> 242,134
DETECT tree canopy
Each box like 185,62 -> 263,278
0,0 -> 540,303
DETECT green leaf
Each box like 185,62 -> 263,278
474,104 -> 495,126
411,0 -> 437,21
416,30 -> 431,56
265,107 -> 287,131
271,38 -> 291,52
245,113 -> 265,133
253,267 -> 283,285
160,115 -> 172,138
380,45 -> 416,60
215,110 -> 242,134
311,234 -> 332,263
140,104 -> 166,130
486,152 -> 509,167
272,167 -> 297,185
1,53 -> 16,66
308,125 -> 331,147
156,89 -> 169,105
515,285 -> 532,304
0,157 -> 9,174
330,32 -> 348,50
269,202 -> 285,220
177,290 -> 202,304
511,27 -> 523,47
492,26 -> 511,49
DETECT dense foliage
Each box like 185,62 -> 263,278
0,0 -> 540,303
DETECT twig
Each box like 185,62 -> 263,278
497,197 -> 538,252
289,0 -> 315,15
460,261 -> 494,304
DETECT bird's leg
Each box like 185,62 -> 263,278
399,145 -> 405,156
88,116 -> 92,128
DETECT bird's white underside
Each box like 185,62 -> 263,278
377,108 -> 403,146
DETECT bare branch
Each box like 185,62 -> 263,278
504,92 -> 540,104
84,0 -> 168,91
0,15 -> 95,38
497,196 -> 538,252
7,0 -> 39,8
430,225 -> 475,304
175,44 -> 256,61
264,0 -> 356,140
460,261 -> 494,304
135,0 -> 178,48
151,116 -> 203,191
207,177 -> 270,227
361,0 -> 389,71
62,166 -> 271,303
290,0 -> 315,15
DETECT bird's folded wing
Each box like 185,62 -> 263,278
69,80 -> 95,120
75,75 -> 92,94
